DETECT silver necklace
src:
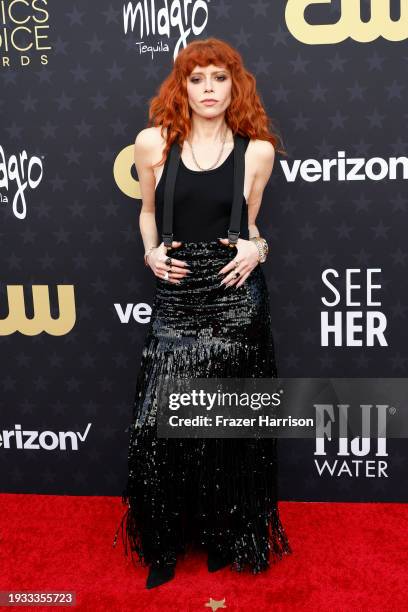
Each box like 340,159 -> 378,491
186,125 -> 230,171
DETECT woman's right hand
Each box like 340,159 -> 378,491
146,241 -> 191,284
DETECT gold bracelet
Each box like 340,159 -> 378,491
249,236 -> 269,263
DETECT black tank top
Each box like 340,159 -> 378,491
154,138 -> 250,242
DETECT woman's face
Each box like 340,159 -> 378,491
186,63 -> 232,118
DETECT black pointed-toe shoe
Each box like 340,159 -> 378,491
146,560 -> 176,589
207,547 -> 233,573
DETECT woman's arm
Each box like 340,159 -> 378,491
246,139 -> 276,238
134,128 -> 161,251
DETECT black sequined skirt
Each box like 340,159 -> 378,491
113,240 -> 292,572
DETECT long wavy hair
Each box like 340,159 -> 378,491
147,37 -> 286,168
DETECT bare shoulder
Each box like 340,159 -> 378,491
248,138 -> 276,164
135,126 -> 166,164
134,126 -> 165,150
134,126 -> 167,166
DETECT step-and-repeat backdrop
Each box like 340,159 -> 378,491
1,1 -> 406,502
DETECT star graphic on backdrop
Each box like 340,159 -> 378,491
329,110 -> 348,129
273,83 -> 290,103
269,25 -> 291,46
391,247 -> 408,266
253,56 -> 272,76
71,64 -> 90,82
233,26 -> 252,47
366,51 -> 386,71
213,0 -> 232,19
310,82 -> 328,102
290,53 -> 311,73
386,80 -> 404,100
102,5 -> 120,23
66,7 -> 84,26
347,81 -> 367,101
391,193 -> 407,213
371,220 -> 390,239
35,67 -> 54,83
107,61 -> 125,81
55,91 -> 74,111
125,90 -> 145,108
390,137 -> 408,155
366,108 -> 386,128
53,36 -> 69,54
86,34 -> 105,53
205,598 -> 226,611
353,353 -> 371,369
21,93 -> 38,111
251,0 -> 269,17
291,111 -> 311,131
353,193 -> 372,213
64,147 -> 82,165
351,139 -> 372,156
90,91 -> 109,109
327,52 -> 349,72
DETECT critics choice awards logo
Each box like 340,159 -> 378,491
0,0 -> 51,68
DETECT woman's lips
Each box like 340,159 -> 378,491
202,100 -> 217,106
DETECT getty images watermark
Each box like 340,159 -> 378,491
154,378 -> 408,439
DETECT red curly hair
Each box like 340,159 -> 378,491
147,37 -> 286,168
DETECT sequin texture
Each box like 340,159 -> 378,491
113,239 -> 292,572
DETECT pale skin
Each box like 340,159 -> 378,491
134,63 -> 275,288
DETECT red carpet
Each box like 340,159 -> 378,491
0,494 -> 407,611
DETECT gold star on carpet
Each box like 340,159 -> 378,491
204,597 -> 226,611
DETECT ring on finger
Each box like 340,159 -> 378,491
164,271 -> 169,281
165,257 -> 172,267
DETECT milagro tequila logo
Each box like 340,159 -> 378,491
123,0 -> 209,59
0,145 -> 43,219
314,404 -> 389,477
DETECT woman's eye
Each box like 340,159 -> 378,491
190,75 -> 227,84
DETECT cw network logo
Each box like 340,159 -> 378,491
0,284 -> 76,336
281,151 -> 408,183
0,423 -> 92,451
286,0 -> 408,45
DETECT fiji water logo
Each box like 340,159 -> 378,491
123,0 -> 209,59
0,145 -> 43,219
314,404 -> 389,478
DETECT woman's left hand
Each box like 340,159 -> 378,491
217,237 -> 260,288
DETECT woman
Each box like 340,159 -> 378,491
113,37 -> 292,589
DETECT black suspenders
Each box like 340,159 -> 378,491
162,133 -> 248,249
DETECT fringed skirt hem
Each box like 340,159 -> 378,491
113,240 -> 292,572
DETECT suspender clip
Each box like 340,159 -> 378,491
162,233 -> 174,249
227,230 -> 240,247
